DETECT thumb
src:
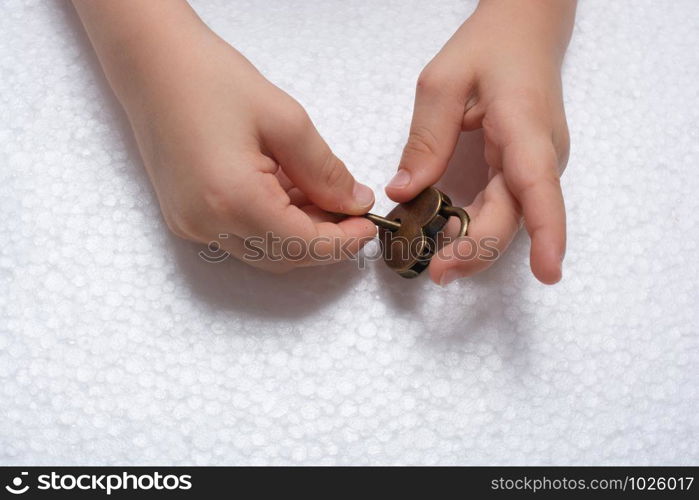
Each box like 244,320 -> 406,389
263,103 -> 374,215
386,69 -> 465,202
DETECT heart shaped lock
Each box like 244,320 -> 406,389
364,187 -> 469,278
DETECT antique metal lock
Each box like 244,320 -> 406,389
364,187 -> 469,278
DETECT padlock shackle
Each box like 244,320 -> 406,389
440,205 -> 470,238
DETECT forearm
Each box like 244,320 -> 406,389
472,0 -> 577,65
71,0 -> 209,104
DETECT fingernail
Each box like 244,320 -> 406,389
439,269 -> 462,287
387,169 -> 411,190
352,182 -> 375,208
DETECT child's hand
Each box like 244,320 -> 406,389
386,0 -> 576,285
126,35 -> 377,273
73,1 -> 376,273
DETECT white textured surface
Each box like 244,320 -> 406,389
1,0 -> 697,465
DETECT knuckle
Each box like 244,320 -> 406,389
486,88 -> 547,127
404,126 -> 440,158
538,171 -> 562,193
417,65 -> 446,92
505,87 -> 548,110
250,153 -> 278,173
520,171 -> 561,200
504,143 -> 562,197
202,183 -> 244,221
543,172 -> 562,191
416,66 -> 442,93
515,141 -> 559,173
417,63 -> 464,97
541,145 -> 561,174
318,152 -> 350,190
280,100 -> 312,131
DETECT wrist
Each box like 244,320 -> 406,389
114,26 -> 215,110
73,0 -> 213,106
470,0 -> 576,65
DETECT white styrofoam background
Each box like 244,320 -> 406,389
1,0 -> 697,465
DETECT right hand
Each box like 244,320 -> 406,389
386,3 -> 573,286
118,28 -> 376,273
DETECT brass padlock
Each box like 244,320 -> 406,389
364,187 -> 469,278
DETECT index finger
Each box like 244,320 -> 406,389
238,171 -> 377,265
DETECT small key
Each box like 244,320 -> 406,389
363,213 -> 402,232
363,187 -> 470,278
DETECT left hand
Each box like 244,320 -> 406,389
386,1 -> 574,285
